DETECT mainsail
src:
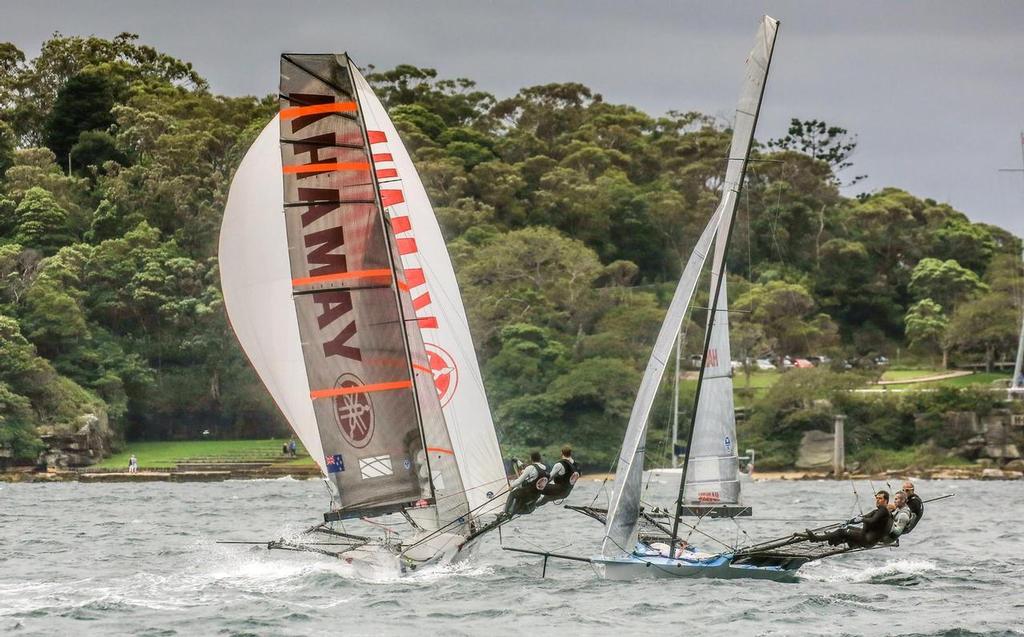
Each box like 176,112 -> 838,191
601,15 -> 779,558
221,53 -> 507,527
350,67 -> 508,516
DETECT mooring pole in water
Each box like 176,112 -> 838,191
833,414 -> 846,476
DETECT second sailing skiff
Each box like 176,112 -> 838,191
220,54 -> 509,574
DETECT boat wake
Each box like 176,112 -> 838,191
799,558 -> 937,585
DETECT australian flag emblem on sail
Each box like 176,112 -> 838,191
326,454 -> 345,474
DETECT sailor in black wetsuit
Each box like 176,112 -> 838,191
503,451 -> 548,517
901,481 -> 924,534
807,491 -> 893,548
536,446 -> 581,507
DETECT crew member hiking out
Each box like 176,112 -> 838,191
901,481 -> 924,534
536,446 -> 580,508
887,490 -> 914,541
503,451 -> 548,517
805,491 -> 893,549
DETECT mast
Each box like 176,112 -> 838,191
1012,246 -> 1024,393
668,17 -> 779,553
671,330 -> 681,468
1002,133 -> 1024,394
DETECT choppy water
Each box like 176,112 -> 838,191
1,477 -> 1021,636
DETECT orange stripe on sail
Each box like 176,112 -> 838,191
292,268 -> 391,287
412,364 -> 432,374
404,268 -> 426,289
283,162 -> 370,174
427,447 -> 455,455
390,216 -> 412,234
279,102 -> 357,119
310,380 -> 412,400
412,292 -> 431,311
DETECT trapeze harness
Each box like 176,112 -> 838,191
542,458 -> 581,500
508,462 -> 549,514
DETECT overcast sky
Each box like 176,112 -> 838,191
3,0 -> 1023,238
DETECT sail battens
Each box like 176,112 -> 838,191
427,447 -> 455,455
280,139 -> 366,151
282,161 -> 371,174
280,101 -> 358,119
309,379 -> 413,399
291,268 -> 392,287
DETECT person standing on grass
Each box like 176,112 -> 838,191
289,439 -> 297,458
128,454 -> 138,474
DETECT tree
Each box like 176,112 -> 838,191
946,291 -> 1018,371
905,299 -> 950,368
767,118 -> 865,184
13,187 -> 73,253
43,71 -> 117,169
68,131 -> 129,175
734,280 -> 837,356
908,258 -> 986,311
453,226 -> 603,352
0,121 -> 15,178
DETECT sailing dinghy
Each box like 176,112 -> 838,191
219,54 -> 509,575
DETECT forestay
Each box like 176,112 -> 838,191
351,67 -> 509,517
683,16 -> 778,507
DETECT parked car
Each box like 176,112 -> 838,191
793,358 -> 814,369
755,358 -> 776,371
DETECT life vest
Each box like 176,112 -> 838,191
903,494 -> 924,534
521,462 -> 549,492
551,459 -> 581,487
541,459 -> 580,499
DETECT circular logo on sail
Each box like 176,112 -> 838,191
332,373 -> 374,449
424,343 -> 458,407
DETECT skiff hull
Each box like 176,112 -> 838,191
593,550 -> 800,582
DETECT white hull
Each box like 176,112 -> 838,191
341,530 -> 482,578
593,553 -> 798,582
592,543 -> 800,582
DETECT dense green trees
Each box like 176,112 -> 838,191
0,34 -> 1020,466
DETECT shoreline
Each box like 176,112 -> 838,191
3,465 -> 1022,483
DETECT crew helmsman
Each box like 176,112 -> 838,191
537,446 -> 581,507
901,481 -> 924,534
503,451 -> 548,517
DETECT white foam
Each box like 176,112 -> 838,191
800,558 -> 937,583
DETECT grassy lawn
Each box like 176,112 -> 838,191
903,371 -> 1010,390
879,368 -> 947,381
96,439 -> 314,469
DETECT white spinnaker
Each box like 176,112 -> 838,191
352,67 -> 508,516
601,200 -> 727,557
220,116 -> 327,474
